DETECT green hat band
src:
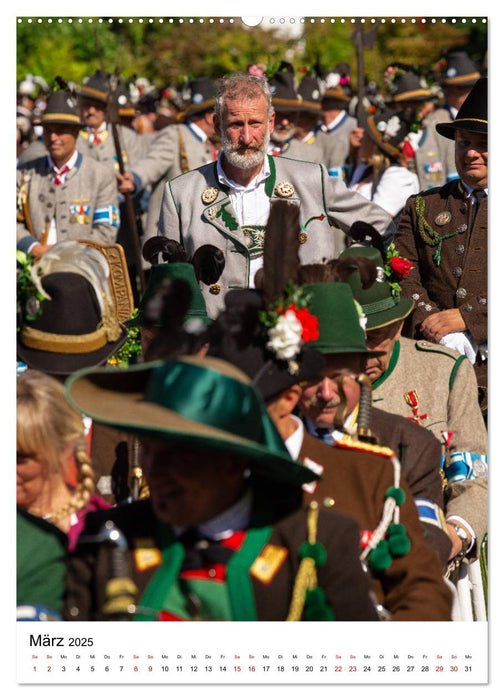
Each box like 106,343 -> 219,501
361,295 -> 399,315
145,361 -> 286,452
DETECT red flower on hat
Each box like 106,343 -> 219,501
286,304 -> 320,342
389,256 -> 413,277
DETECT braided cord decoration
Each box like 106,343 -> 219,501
415,195 -> 463,267
286,502 -> 325,621
360,456 -> 410,574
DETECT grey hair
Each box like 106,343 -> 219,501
214,73 -> 273,121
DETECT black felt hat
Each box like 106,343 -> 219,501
177,77 -> 216,121
390,71 -> 431,103
77,70 -> 110,104
41,91 -> 83,127
17,272 -> 127,376
362,107 -> 412,159
436,77 -> 487,140
297,76 -> 323,115
270,64 -> 302,113
441,51 -> 481,87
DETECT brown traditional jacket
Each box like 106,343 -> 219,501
299,432 -> 453,621
65,497 -> 379,622
394,180 -> 487,393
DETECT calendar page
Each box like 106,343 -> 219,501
10,2 -> 497,695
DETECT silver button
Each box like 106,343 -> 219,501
456,288 -> 467,298
412,293 -> 420,301
478,298 -> 487,305
464,305 -> 473,312
453,267 -> 463,278
456,244 -> 465,255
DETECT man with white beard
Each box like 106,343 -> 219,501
157,72 -> 393,318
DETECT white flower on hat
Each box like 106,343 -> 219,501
354,300 -> 367,331
383,115 -> 401,140
325,72 -> 341,89
266,309 -> 303,361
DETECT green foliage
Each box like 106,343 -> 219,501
17,17 -> 487,98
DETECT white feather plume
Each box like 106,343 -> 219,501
30,241 -> 111,314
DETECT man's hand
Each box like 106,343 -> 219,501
446,522 -> 472,561
349,126 -> 364,152
116,171 -> 135,194
420,309 -> 467,343
30,243 -> 53,259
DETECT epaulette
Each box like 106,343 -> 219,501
334,434 -> 396,458
415,339 -> 463,360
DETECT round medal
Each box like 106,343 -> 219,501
434,211 -> 452,226
201,187 -> 219,204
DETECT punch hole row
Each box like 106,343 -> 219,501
16,17 -> 488,25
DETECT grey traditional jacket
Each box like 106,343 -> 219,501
131,123 -> 216,240
372,337 -> 487,456
17,152 -> 120,252
77,124 -> 141,177
413,116 -> 457,192
157,154 -> 392,317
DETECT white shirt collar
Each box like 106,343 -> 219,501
460,181 -> 488,198
216,152 -> 270,192
284,414 -> 305,460
48,149 -> 78,172
323,112 -> 347,132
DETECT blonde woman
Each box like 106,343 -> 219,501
17,369 -> 109,552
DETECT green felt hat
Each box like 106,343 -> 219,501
304,282 -> 384,356
339,247 -> 414,331
65,355 -> 319,488
127,262 -> 211,328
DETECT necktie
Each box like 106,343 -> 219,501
471,189 -> 486,225
52,165 -> 70,185
314,427 -> 334,445
178,528 -> 235,571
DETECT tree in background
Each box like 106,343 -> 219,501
17,17 -> 487,93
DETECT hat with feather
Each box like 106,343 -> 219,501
206,200 -> 325,401
17,241 -> 128,375
126,237 -> 224,330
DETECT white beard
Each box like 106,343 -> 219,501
221,129 -> 269,170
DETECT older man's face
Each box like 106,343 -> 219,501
299,354 -> 364,429
455,129 -> 487,189
43,124 -> 79,167
364,321 -> 403,383
216,94 -> 274,169
79,97 -> 107,130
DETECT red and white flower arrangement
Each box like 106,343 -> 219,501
259,281 -> 319,374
